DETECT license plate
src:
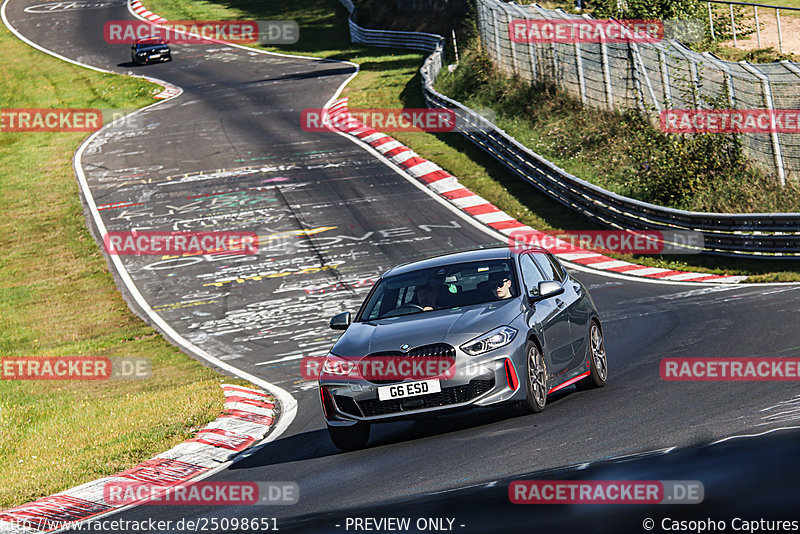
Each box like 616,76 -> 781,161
378,379 -> 440,401
150,54 -> 161,59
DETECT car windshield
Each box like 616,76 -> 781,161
358,259 -> 517,320
137,42 -> 165,50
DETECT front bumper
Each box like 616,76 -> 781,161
320,347 -> 527,425
135,53 -> 171,63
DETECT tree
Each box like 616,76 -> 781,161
590,0 -> 702,20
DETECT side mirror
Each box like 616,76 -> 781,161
529,281 -> 564,304
330,311 -> 352,330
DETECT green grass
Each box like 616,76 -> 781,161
702,43 -> 797,62
0,23 -> 247,509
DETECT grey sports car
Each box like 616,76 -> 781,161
319,246 -> 607,450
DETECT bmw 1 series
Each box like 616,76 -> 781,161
318,246 -> 608,451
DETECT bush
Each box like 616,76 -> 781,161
589,0 -> 702,20
619,110 -> 752,208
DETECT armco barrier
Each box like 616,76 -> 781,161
337,0 -> 800,258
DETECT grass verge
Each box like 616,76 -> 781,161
141,0 -> 800,282
0,23 -> 241,509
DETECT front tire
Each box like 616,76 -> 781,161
327,423 -> 370,451
575,321 -> 607,390
516,340 -> 547,414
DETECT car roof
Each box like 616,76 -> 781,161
385,246 -> 514,277
135,39 -> 167,45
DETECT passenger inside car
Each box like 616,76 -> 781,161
487,272 -> 513,300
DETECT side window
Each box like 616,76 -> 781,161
547,253 -> 567,281
364,287 -> 385,320
519,254 -> 546,295
531,253 -> 564,283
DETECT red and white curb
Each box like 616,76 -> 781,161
0,384 -> 276,533
324,98 -> 745,284
129,0 -> 166,24
140,75 -> 181,99
149,81 -> 181,99
128,0 -> 250,50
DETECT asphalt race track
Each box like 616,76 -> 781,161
4,0 -> 800,531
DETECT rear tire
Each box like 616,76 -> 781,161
327,423 -> 370,451
516,340 -> 547,414
575,321 -> 607,390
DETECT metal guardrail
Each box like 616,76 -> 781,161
348,19 -> 442,51
336,0 -> 800,258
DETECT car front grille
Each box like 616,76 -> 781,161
370,343 -> 455,359
355,376 -> 495,417
367,343 -> 456,385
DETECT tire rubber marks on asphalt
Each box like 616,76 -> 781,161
759,394 -> 800,426
185,293 -> 364,340
159,166 -> 299,186
0,385 -> 273,534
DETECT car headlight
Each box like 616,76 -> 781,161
460,326 -> 517,356
321,353 -> 360,378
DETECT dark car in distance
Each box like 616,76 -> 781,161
131,39 -> 171,65
319,246 -> 608,451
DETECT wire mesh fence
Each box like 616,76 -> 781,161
476,0 -> 800,184
335,0 -> 800,256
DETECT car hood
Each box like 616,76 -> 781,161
332,299 -> 524,356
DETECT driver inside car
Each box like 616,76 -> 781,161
414,284 -> 440,311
